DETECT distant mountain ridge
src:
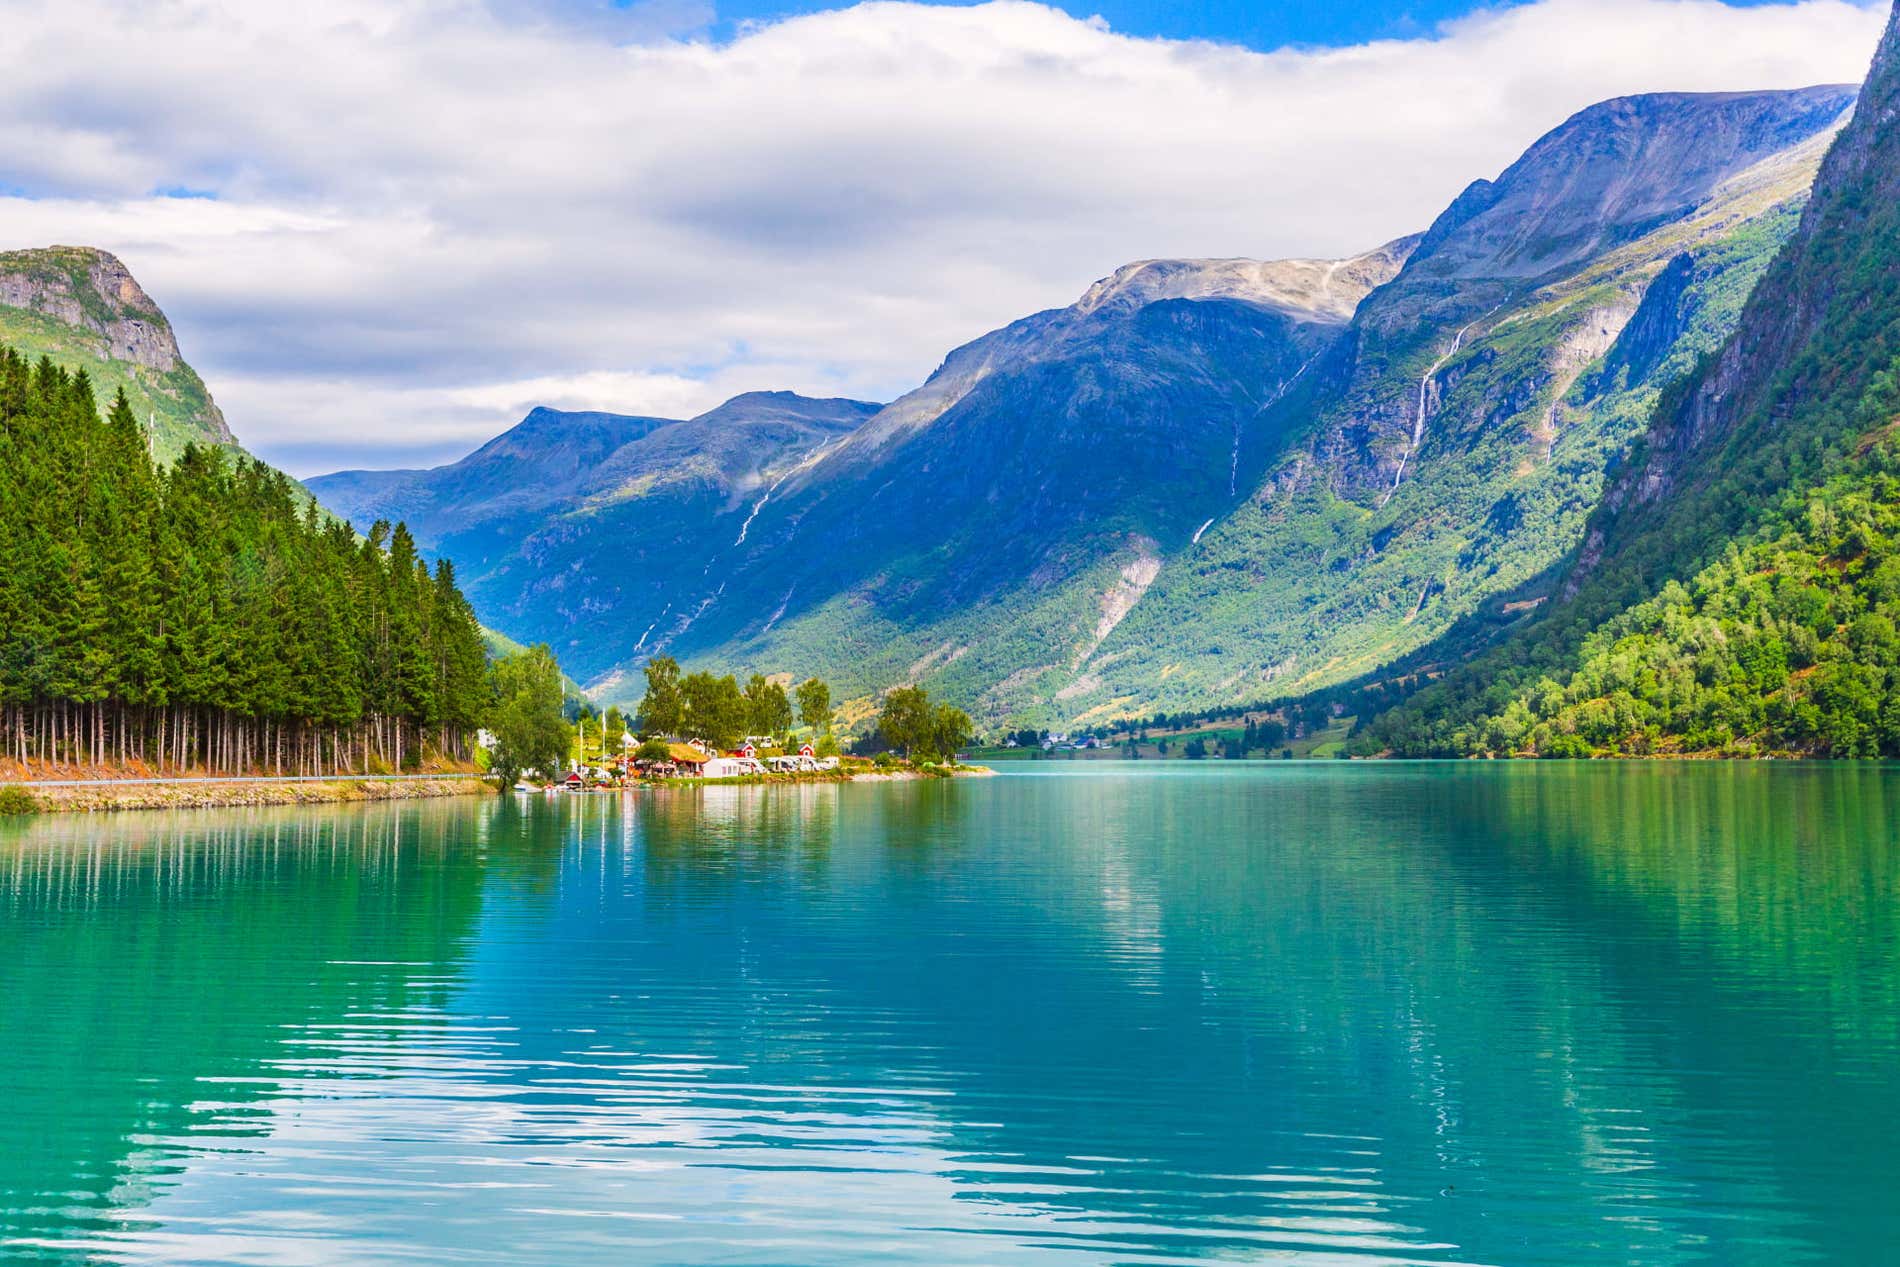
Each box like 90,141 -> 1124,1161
308,82 -> 1863,730
309,408 -> 682,543
312,392 -> 879,544
312,245 -> 1408,704
1390,86 -> 1858,289
306,392 -> 883,669
0,246 -> 235,461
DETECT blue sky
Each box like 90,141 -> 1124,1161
0,0 -> 1883,473
708,0 -> 1800,48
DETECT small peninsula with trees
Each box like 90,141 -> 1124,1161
514,657 -> 983,788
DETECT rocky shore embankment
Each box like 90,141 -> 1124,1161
9,778 -> 491,816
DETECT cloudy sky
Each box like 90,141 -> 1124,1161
0,0 -> 1886,474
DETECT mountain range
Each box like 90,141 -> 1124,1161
309,78 -> 1861,731
8,20 -> 1889,747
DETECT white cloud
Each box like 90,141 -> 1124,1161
0,0 -> 1885,473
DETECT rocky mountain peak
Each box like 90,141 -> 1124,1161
1402,85 -> 1858,286
688,391 -> 882,430
0,246 -> 185,374
1073,238 -> 1417,324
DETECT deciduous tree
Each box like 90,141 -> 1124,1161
796,678 -> 832,734
489,646 -> 571,784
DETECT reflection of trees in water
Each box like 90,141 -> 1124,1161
1014,766 -> 1900,1262
9,773 -> 1894,1264
0,802 -> 492,1257
1415,763 -> 1900,1252
866,774 -> 1533,1260
636,783 -> 851,875
1451,763 -> 1900,1042
500,770 -> 1900,1263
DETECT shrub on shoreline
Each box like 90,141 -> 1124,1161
0,786 -> 41,816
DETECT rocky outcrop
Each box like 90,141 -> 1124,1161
1597,253 -> 1695,387
1074,239 -> 1418,323
0,245 -> 236,452
1393,86 -> 1856,288
0,246 -> 183,371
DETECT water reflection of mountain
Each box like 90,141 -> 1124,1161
448,771 -> 1900,1263
1421,764 -> 1900,1257
6,772 -> 1896,1264
0,803 -> 493,1259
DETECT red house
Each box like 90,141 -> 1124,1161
798,743 -> 817,758
732,742 -> 758,759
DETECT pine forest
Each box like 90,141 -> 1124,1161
0,347 -> 491,776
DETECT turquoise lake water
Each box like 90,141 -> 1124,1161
2,762 -> 1897,1264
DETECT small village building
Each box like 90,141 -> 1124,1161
797,743 -> 817,758
732,742 -> 758,760
668,743 -> 713,775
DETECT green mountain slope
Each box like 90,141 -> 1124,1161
0,246 -> 235,462
1366,4 -> 1900,757
1071,87 -> 1855,727
572,246 -> 1411,713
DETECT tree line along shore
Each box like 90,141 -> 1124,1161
0,348 -> 490,781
